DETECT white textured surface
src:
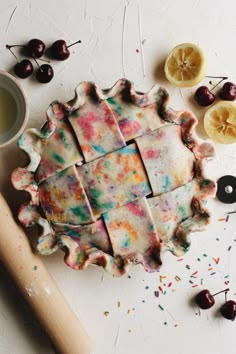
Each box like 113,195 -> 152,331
0,1 -> 236,353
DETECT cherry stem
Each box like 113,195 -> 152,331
212,288 -> 229,297
205,76 -> 228,80
67,40 -> 82,49
6,45 -> 18,62
32,57 -> 41,70
211,77 -> 227,91
6,44 -> 25,49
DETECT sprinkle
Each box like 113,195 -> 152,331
160,275 -> 166,282
208,267 -> 213,271
177,258 -> 183,262
197,258 -> 201,261
127,309 -> 131,315
203,254 -> 208,257
168,282 -> 172,288
228,246 -> 232,251
224,275 -> 229,278
192,271 -> 198,276
136,49 -> 140,53
186,264 -> 191,270
174,324 -> 178,327
175,275 -> 181,281
210,272 -> 216,276
142,300 -> 146,303
145,286 -> 149,290
33,265 -> 37,271
118,301 -> 122,308
128,275 -> 132,278
189,280 -> 194,284
104,311 -> 109,316
154,291 -> 159,298
159,286 -> 163,293
218,218 -> 226,221
225,281 -> 230,285
201,278 -> 204,285
158,304 -> 164,311
226,215 -> 229,222
128,329 -> 133,333
216,237 -> 220,241
192,284 -> 198,288
164,321 -> 167,325
213,257 -> 220,264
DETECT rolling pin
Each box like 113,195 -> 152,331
0,193 -> 92,354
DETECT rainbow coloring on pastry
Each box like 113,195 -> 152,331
12,79 -> 216,276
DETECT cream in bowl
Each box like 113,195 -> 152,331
0,70 -> 28,148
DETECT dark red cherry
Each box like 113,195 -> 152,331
195,289 -> 215,309
220,300 -> 236,320
50,39 -> 81,60
194,86 -> 215,107
27,39 -> 46,58
219,82 -> 236,101
14,59 -> 33,78
36,64 -> 54,83
195,288 -> 229,310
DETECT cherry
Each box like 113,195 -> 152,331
14,59 -> 33,78
220,300 -> 236,320
50,39 -> 81,60
36,64 -> 54,83
6,39 -> 46,59
195,288 -> 229,310
194,86 -> 215,107
219,82 -> 236,101
27,39 -> 45,58
195,289 -> 215,309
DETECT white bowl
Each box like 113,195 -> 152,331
0,70 -> 28,148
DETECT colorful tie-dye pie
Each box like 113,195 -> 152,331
12,79 -> 216,276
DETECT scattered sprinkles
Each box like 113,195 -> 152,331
33,265 -> 37,271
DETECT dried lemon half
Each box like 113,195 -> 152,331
204,101 -> 236,144
164,43 -> 206,87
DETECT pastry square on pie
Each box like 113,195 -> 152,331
135,125 -> 195,195
39,165 -> 95,224
103,198 -> 159,257
68,82 -> 126,162
36,103 -> 83,184
77,143 -> 151,217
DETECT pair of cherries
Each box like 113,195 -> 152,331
6,38 -> 81,83
194,79 -> 236,107
195,288 -> 236,320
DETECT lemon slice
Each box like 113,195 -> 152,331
164,43 -> 206,87
204,101 -> 236,144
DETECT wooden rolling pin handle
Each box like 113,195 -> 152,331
0,193 -> 92,354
